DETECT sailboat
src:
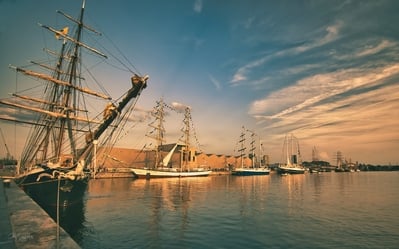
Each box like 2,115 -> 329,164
231,127 -> 270,176
0,1 -> 148,208
131,99 -> 212,179
277,134 -> 305,174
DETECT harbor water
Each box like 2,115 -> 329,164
55,172 -> 398,249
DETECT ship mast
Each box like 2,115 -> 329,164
247,129 -> 256,168
238,126 -> 246,168
179,107 -> 192,169
146,98 -> 166,168
61,0 -> 86,160
0,0 -> 150,170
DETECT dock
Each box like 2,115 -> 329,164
0,178 -> 80,249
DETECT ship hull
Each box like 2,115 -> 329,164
231,168 -> 270,176
277,166 -> 305,174
131,168 -> 212,179
15,168 -> 88,208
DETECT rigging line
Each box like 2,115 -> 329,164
81,62 -> 111,99
100,31 -> 141,75
78,74 -> 93,135
81,19 -> 137,74
133,144 -> 148,163
107,96 -> 138,147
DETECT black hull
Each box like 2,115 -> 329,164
15,169 -> 88,209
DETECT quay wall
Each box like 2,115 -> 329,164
1,179 -> 80,249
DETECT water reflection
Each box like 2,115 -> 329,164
231,175 -> 271,216
39,196 -> 86,243
51,173 -> 399,249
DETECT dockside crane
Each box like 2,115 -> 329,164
0,127 -> 15,162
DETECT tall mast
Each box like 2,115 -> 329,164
247,129 -> 256,168
63,0 -> 86,159
154,99 -> 165,167
238,126 -> 246,168
181,107 -> 191,168
285,134 -> 290,165
145,98 -> 166,168
44,39 -> 67,160
259,139 -> 263,167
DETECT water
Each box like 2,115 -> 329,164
59,172 -> 399,249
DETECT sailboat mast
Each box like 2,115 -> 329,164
155,99 -> 165,167
259,139 -> 263,168
42,40 -> 67,160
238,126 -> 246,168
54,1 -> 86,161
248,129 -> 256,168
285,134 -> 290,165
182,107 -> 191,168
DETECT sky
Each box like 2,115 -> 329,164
0,0 -> 398,165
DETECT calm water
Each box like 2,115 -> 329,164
59,172 -> 399,249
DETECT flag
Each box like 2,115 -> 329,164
55,27 -> 69,40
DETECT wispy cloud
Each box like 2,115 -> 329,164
250,61 -> 399,162
193,0 -> 203,13
208,74 -> 221,90
250,63 -> 399,117
355,39 -> 396,57
230,22 -> 343,85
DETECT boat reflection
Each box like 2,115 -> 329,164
39,197 -> 86,244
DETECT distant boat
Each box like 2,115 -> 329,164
309,168 -> 319,174
131,99 -> 211,179
334,151 -> 344,172
1,1 -> 148,207
277,134 -> 305,174
231,127 -> 270,176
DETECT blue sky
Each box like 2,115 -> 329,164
1,0 -> 398,165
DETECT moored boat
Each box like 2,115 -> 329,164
1,0 -> 148,208
231,167 -> 270,176
277,134 -> 305,175
131,99 -> 211,179
231,127 -> 270,176
132,167 -> 211,179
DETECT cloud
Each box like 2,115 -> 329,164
250,63 -> 399,117
250,62 -> 399,163
355,39 -> 396,57
230,22 -> 342,85
208,74 -> 221,90
171,101 -> 191,112
193,0 -> 203,13
231,56 -> 269,84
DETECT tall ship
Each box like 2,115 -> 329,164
277,134 -> 305,174
0,0 -> 148,208
231,126 -> 270,176
131,99 -> 212,179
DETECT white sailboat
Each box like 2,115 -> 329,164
131,100 -> 211,179
231,127 -> 270,176
277,134 -> 305,174
0,0 -> 148,207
